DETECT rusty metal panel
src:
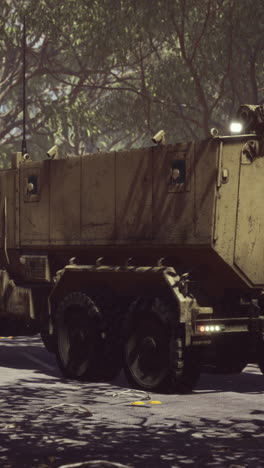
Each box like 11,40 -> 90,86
81,152 -> 115,242
152,143 -> 195,243
50,158 -> 81,245
0,170 -> 16,252
234,154 -> 264,285
116,148 -> 152,241
20,161 -> 50,245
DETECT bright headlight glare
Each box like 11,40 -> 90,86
230,122 -> 243,134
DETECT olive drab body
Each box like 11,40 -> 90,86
0,128 -> 264,392
1,136 -> 263,290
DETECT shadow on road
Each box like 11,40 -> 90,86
195,364 -> 264,395
0,379 -> 263,468
0,337 -> 263,394
0,337 -> 263,467
0,335 -> 60,378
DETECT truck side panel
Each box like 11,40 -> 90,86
194,140 -> 218,240
234,147 -> 264,285
116,147 -> 152,241
81,152 -> 115,242
17,142 -> 218,251
50,158 -> 81,245
213,137 -> 264,287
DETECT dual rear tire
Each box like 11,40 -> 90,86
55,292 -> 121,381
54,292 -> 200,392
123,297 -> 200,393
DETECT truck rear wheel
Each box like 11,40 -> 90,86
55,292 -> 108,381
123,297 -> 200,393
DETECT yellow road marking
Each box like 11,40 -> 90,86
131,400 -> 163,406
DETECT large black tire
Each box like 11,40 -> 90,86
55,291 -> 123,381
55,291 -> 122,381
123,297 -> 201,393
55,292 -> 103,380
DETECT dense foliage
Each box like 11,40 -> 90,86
0,0 -> 264,164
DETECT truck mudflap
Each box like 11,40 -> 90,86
48,262 -> 213,345
0,269 -> 35,321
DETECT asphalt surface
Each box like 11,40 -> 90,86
0,336 -> 263,468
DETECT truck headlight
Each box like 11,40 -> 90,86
230,122 -> 243,134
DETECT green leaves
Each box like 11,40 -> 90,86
0,0 -> 264,166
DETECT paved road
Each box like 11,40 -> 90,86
0,336 -> 263,468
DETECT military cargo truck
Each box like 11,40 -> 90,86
0,104 -> 264,393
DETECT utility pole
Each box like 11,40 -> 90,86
21,15 -> 28,156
